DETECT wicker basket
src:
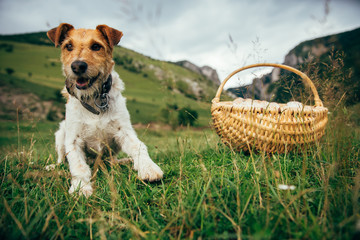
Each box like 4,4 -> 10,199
211,63 -> 328,153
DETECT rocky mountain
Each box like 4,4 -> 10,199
228,27 -> 360,106
175,60 -> 220,85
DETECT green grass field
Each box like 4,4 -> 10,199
0,115 -> 359,239
0,37 -> 359,239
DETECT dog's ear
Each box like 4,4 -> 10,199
96,25 -> 123,48
47,23 -> 74,47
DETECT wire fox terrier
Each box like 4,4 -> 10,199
47,23 -> 163,197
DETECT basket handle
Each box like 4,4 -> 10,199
212,63 -> 323,107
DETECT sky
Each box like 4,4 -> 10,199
1,0 -> 360,88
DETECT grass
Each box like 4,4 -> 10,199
0,115 -> 359,239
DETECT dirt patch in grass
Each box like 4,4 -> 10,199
0,85 -> 63,121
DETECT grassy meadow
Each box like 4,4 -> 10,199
0,38 -> 360,239
0,115 -> 359,239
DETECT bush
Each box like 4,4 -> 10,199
178,107 -> 198,126
5,68 -> 14,75
114,54 -> 133,66
159,103 -> 182,128
0,43 -> 14,52
114,54 -> 143,73
54,90 -> 65,103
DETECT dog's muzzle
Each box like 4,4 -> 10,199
70,61 -> 100,90
75,74 -> 100,90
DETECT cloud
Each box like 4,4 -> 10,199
1,0 -> 359,88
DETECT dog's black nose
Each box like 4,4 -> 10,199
71,61 -> 88,75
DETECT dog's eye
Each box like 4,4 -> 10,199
65,44 -> 73,51
91,43 -> 102,51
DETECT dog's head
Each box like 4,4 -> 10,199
47,23 -> 123,99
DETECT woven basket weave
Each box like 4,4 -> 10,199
211,63 -> 328,153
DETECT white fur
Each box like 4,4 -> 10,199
55,70 -> 163,197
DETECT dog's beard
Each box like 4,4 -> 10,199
75,72 -> 101,90
65,73 -> 105,101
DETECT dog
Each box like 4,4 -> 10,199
47,23 -> 163,197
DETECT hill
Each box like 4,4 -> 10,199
0,32 -> 221,127
228,27 -> 360,106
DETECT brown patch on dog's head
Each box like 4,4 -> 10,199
47,23 -> 123,99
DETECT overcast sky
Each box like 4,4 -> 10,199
1,0 -> 359,88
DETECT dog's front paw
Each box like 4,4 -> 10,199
115,157 -> 133,165
69,179 -> 93,198
138,162 -> 163,182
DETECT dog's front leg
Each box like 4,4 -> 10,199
65,132 -> 93,197
55,120 -> 66,164
45,121 -> 66,171
115,129 -> 163,181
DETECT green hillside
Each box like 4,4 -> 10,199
0,33 -> 218,127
